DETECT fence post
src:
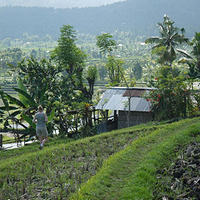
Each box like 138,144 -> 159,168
0,134 -> 2,147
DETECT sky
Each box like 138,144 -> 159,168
0,0 -> 126,8
63,0 -> 125,8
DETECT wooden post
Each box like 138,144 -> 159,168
105,110 -> 108,121
93,106 -> 96,125
0,134 -> 2,147
75,113 -> 78,134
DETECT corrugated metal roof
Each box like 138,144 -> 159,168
123,89 -> 146,97
95,87 -> 153,112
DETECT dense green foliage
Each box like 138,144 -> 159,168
0,14 -> 199,136
178,32 -> 200,78
144,70 -> 195,120
142,16 -> 200,121
96,33 -> 128,87
0,25 -> 100,138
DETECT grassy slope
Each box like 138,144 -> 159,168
0,123 -> 158,199
0,118 -> 200,199
71,118 -> 200,199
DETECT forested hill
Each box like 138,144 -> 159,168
0,0 -> 200,40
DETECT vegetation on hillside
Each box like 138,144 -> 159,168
142,16 -> 200,121
0,0 -> 199,39
0,25 -> 101,139
0,15 -> 200,138
0,117 -> 200,199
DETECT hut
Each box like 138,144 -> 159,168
95,87 -> 154,132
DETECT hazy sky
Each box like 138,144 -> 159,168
0,0 -> 126,8
63,0 -> 125,8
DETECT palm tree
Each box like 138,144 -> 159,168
145,15 -> 189,67
178,32 -> 200,78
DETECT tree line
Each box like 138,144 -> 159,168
0,0 -> 199,40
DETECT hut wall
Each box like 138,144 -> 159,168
118,111 -> 153,129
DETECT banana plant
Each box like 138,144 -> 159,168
0,78 -> 51,139
0,89 -> 22,129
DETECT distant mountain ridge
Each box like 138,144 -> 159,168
0,0 -> 124,8
0,0 -> 199,40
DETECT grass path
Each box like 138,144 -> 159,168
71,118 -> 200,199
0,123 -> 160,199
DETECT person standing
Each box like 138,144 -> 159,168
33,105 -> 48,149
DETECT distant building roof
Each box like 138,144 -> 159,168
95,87 -> 154,112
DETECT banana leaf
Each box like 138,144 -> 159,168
0,105 -> 19,111
0,90 -> 9,111
22,113 -> 36,130
9,110 -> 21,117
4,93 -> 26,108
13,88 -> 37,107
47,107 -> 55,123
38,84 -> 48,104
18,78 -> 29,108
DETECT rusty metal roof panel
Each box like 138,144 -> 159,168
123,89 -> 146,97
